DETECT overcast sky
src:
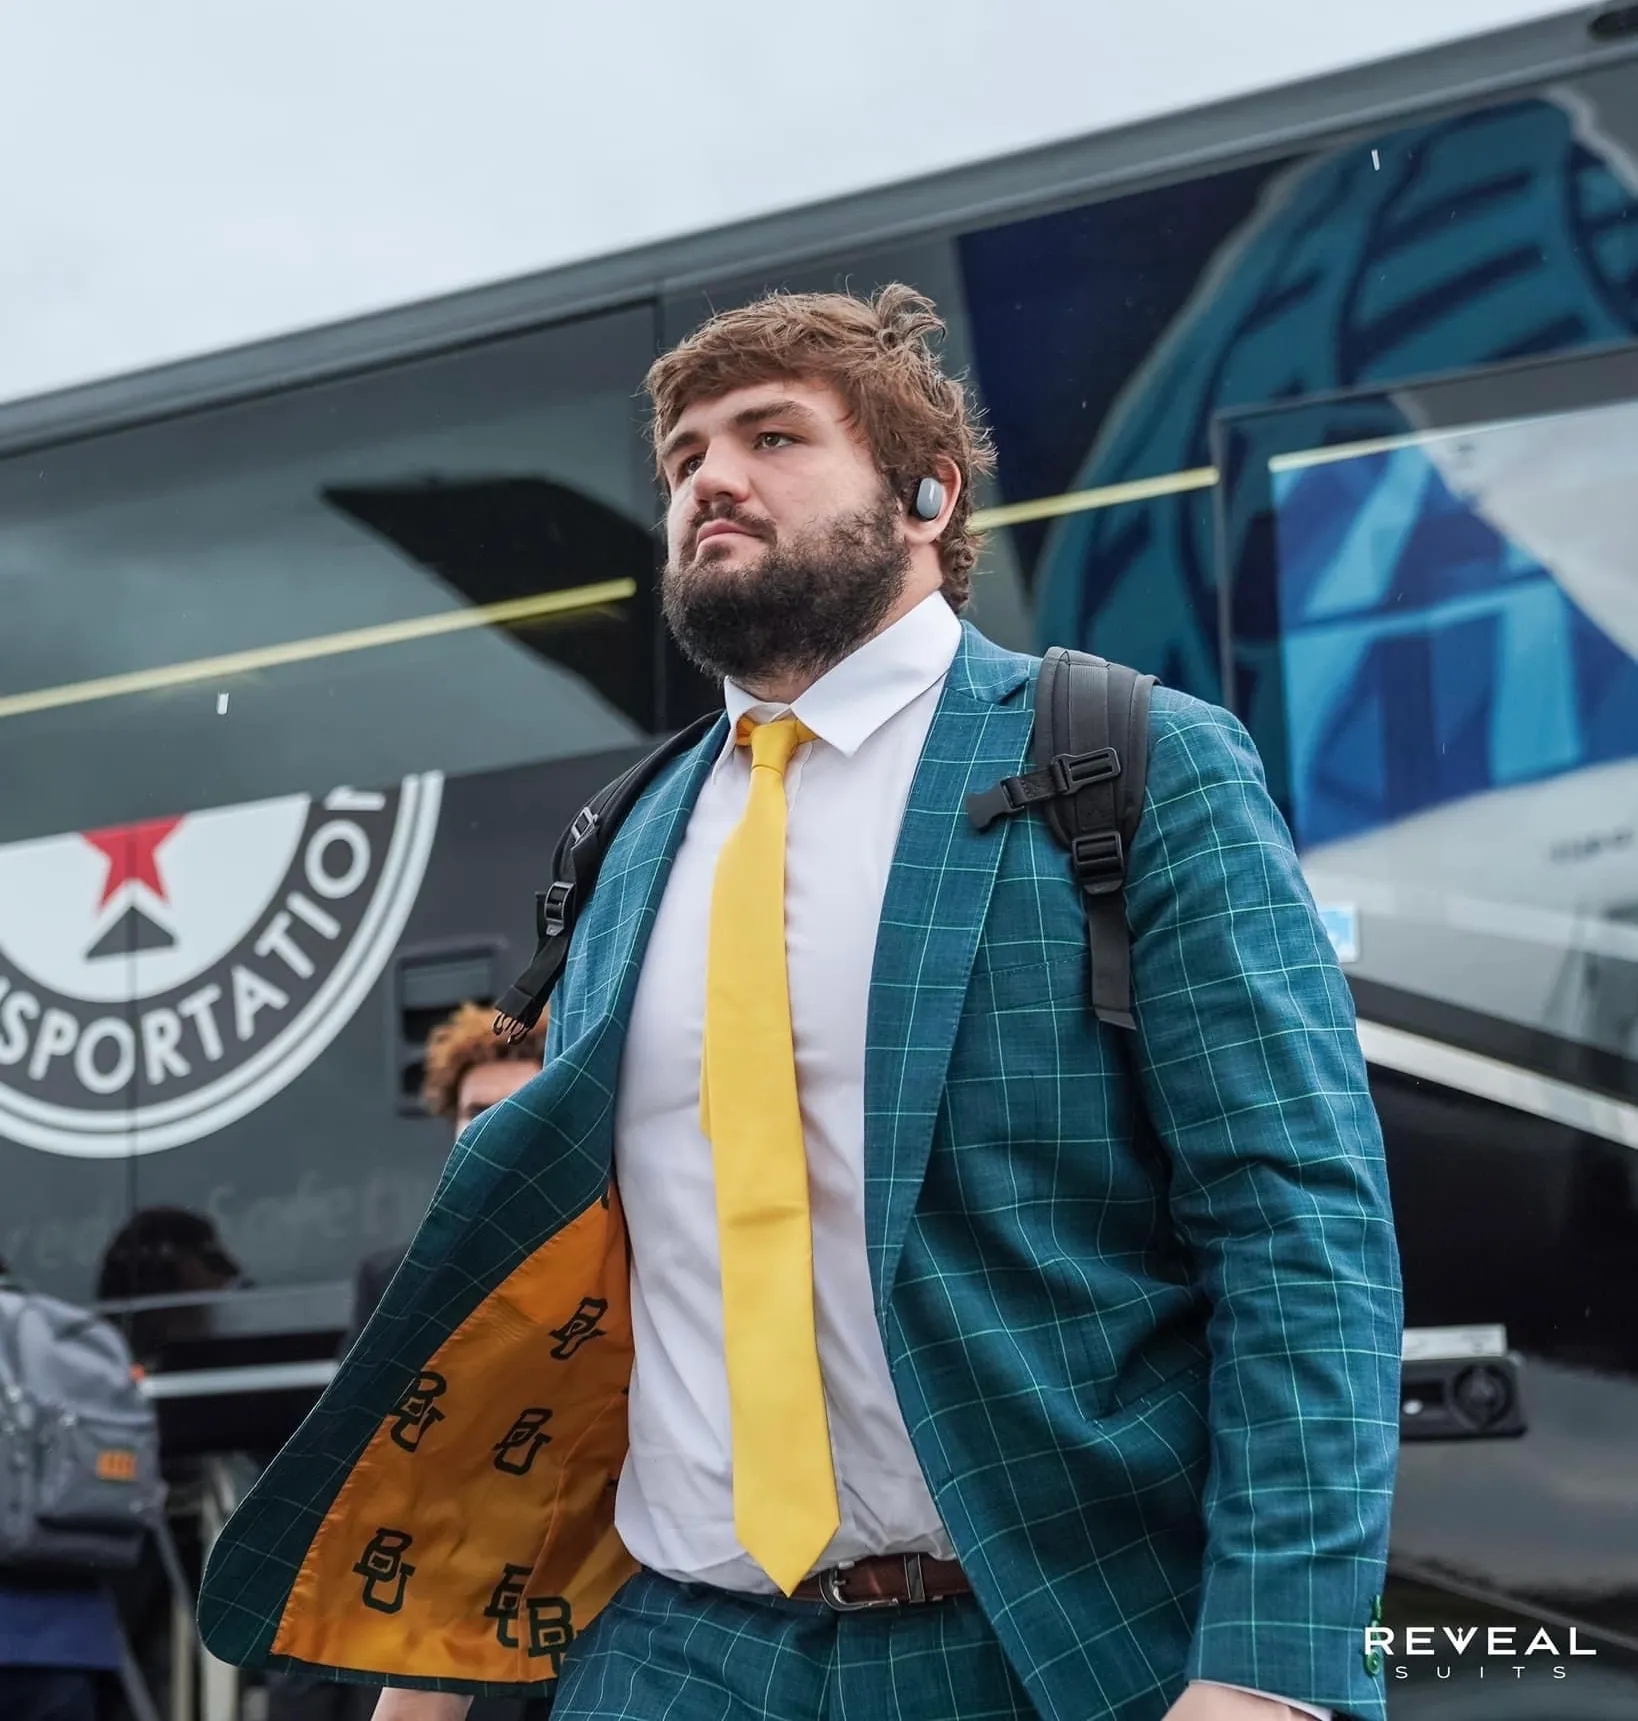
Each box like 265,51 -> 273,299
0,0 -> 1584,405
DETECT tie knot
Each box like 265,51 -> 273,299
737,715 -> 814,775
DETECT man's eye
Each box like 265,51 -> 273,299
756,431 -> 795,449
677,454 -> 702,479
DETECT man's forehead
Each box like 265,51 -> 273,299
668,377 -> 846,436
461,1059 -> 536,1101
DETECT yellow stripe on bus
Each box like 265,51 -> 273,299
0,580 -> 639,722
972,466 -> 1218,529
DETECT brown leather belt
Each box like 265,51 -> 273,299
792,1553 -> 971,1610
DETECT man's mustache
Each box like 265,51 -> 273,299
687,507 -> 776,555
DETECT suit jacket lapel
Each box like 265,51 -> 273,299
864,626 -> 1034,1310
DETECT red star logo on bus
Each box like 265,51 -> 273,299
82,816 -> 184,909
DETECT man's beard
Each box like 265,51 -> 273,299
661,491 -> 911,690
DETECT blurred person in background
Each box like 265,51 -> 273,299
0,1257 -> 123,1721
96,1208 -> 247,1375
0,1528 -> 122,1721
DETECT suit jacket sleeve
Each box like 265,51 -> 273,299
1125,698 -> 1403,1716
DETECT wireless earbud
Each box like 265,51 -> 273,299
911,477 -> 945,521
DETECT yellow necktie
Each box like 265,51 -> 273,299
699,713 -> 839,1594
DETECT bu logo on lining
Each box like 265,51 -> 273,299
525,1595 -> 574,1668
484,1569 -> 575,1669
484,1564 -> 532,1649
494,1407 -> 554,1475
389,1370 -> 447,1451
485,1569 -> 529,1645
549,1298 -> 607,1360
354,1528 -> 416,1614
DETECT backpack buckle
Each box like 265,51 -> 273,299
964,748 -> 1122,832
567,805 -> 598,848
538,880 -> 576,939
1069,830 -> 1125,895
1048,747 -> 1119,796
964,776 -> 1029,830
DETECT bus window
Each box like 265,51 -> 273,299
0,303 -> 657,847
0,302 -> 659,1301
1220,344 -> 1638,1088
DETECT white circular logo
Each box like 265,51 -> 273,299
0,776 -> 442,1157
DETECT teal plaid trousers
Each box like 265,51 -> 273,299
551,1571 -> 1033,1720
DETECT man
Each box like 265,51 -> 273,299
198,287 -> 1403,1721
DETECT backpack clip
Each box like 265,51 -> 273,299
964,747 -> 1120,832
964,776 -> 1030,830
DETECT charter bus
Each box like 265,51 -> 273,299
2,4 -> 1637,1714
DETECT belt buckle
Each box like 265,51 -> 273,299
814,1555 -> 924,1612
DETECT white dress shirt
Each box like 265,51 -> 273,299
614,590 -> 961,1589
608,592 -> 1330,1721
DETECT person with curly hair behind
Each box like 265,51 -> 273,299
345,1001 -> 549,1356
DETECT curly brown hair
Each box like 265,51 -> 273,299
420,1001 -> 547,1120
644,283 -> 997,610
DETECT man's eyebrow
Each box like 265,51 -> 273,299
733,398 -> 822,432
657,423 -> 703,468
659,398 -> 822,468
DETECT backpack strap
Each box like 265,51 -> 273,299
493,711 -> 721,1042
965,648 -> 1156,1030
1037,649 -> 1154,1030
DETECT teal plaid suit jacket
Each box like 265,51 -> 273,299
197,624 -> 1402,1720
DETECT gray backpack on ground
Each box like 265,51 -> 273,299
0,1284 -> 166,1572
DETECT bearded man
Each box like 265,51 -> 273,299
199,286 -> 1402,1721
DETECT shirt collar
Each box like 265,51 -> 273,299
719,592 -> 962,760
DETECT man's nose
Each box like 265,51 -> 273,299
686,442 -> 753,506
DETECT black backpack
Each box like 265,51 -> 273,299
495,649 -> 1156,1042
